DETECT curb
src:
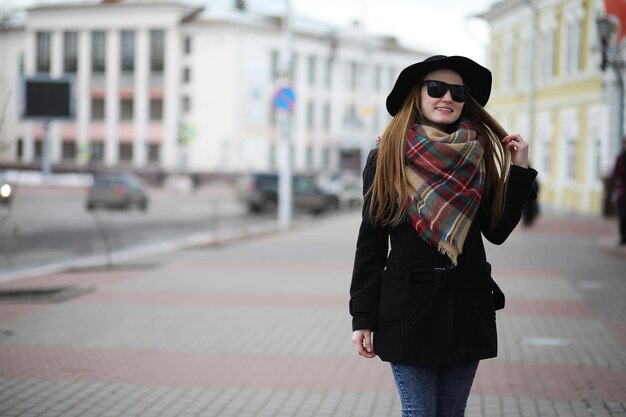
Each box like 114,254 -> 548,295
0,212 -> 346,284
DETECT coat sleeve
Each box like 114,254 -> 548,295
480,165 -> 538,245
349,149 -> 389,331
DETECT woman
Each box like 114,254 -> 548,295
611,136 -> 626,245
349,55 -> 538,417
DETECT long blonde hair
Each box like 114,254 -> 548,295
368,86 -> 511,230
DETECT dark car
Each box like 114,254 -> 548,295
237,173 -> 339,214
0,174 -> 14,206
86,173 -> 149,211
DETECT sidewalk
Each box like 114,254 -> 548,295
0,212 -> 624,417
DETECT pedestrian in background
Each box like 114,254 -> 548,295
522,170 -> 540,227
611,136 -> 626,245
349,55 -> 538,417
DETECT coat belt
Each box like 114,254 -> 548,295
385,256 -> 505,309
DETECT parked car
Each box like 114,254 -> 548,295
237,173 -> 339,214
316,172 -> 363,209
86,173 -> 149,211
0,174 -> 13,206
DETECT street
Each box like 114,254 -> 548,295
0,184 -> 326,280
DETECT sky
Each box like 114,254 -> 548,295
287,0 -> 499,64
2,0 -> 501,64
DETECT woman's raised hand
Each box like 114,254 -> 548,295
352,329 -> 376,358
502,134 -> 529,168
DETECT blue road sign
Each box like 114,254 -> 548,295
274,87 -> 296,111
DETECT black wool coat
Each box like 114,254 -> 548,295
349,149 -> 538,366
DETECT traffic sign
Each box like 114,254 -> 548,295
274,87 -> 296,111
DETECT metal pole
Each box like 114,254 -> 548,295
602,16 -> 625,155
524,0 -> 539,157
610,33 -> 624,148
359,0 -> 369,174
41,119 -> 51,179
277,0 -> 293,230
615,66 -> 624,147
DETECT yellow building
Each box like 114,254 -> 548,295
480,0 -> 622,215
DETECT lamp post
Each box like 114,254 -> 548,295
524,0 -> 539,159
596,15 -> 625,154
277,0 -> 293,230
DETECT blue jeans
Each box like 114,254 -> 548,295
390,361 -> 479,417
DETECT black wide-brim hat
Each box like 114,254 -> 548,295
386,55 -> 492,116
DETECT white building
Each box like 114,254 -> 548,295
0,0 -> 424,178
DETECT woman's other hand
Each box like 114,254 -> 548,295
352,329 -> 376,358
502,134 -> 529,168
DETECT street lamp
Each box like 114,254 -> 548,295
524,0 -> 539,160
596,15 -> 624,152
597,16 -> 613,71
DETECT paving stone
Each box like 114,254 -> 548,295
0,213 -> 624,416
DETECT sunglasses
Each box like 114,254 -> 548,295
422,80 -> 470,103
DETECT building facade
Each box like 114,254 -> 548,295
0,0 -> 423,177
480,0 -> 625,215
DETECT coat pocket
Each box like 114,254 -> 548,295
377,269 -> 424,326
476,289 -> 496,322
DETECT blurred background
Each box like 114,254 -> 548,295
0,0 -> 625,276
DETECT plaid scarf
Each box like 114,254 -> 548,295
404,121 -> 485,265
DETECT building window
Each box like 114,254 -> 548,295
305,146 -> 313,167
149,98 -> 163,120
306,101 -> 315,129
349,61 -> 359,91
120,98 -> 133,120
119,143 -> 133,162
183,67 -> 191,83
374,65 -> 381,91
17,137 -> 23,161
502,40 -> 513,90
566,138 -> 576,180
322,103 -> 331,131
290,53 -> 298,82
150,29 -> 165,73
147,143 -> 160,162
269,144 -> 276,168
521,36 -> 533,88
344,104 -> 361,128
91,31 -> 106,73
120,30 -> 135,73
90,142 -> 104,162
372,109 -> 380,134
91,98 -> 105,120
542,138 -> 551,176
307,55 -> 316,87
564,18 -> 583,75
540,29 -> 556,81
491,48 -> 499,91
36,31 -> 51,73
270,103 -> 277,127
34,139 -> 43,159
388,67 -> 396,90
61,141 -> 76,161
184,36 -> 192,55
593,139 -> 602,181
182,96 -> 191,113
270,50 -> 279,81
566,136 -> 577,180
63,31 -> 78,73
322,146 -> 330,168
324,58 -> 332,89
